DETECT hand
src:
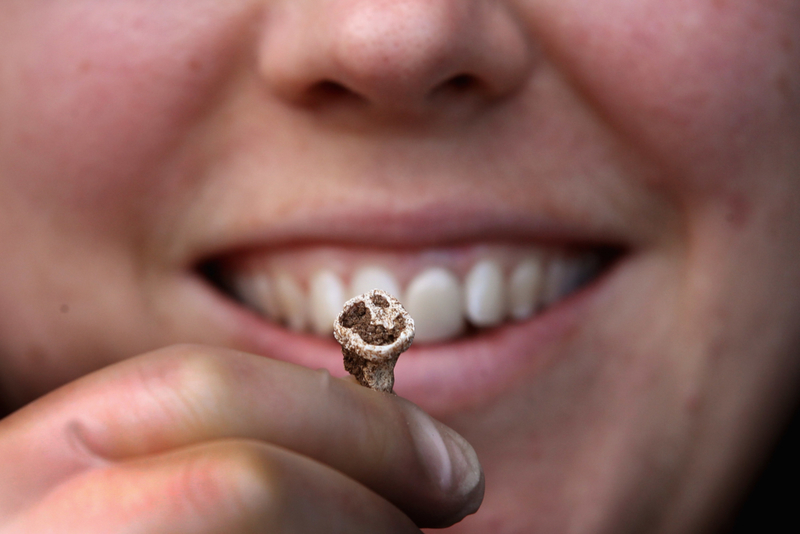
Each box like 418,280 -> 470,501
0,344 -> 483,533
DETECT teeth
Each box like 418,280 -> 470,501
222,248 -> 608,344
541,253 -> 601,307
541,256 -> 569,306
565,254 -> 604,295
508,256 -> 544,321
350,266 -> 401,300
275,273 -> 308,332
464,259 -> 506,327
232,271 -> 281,321
309,270 -> 346,336
404,267 -> 465,343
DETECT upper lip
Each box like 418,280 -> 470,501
189,197 -> 635,266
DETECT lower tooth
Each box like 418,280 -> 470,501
309,270 -> 346,336
404,267 -> 464,343
275,273 -> 308,332
464,259 -> 506,327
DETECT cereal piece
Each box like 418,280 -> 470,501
334,289 -> 415,393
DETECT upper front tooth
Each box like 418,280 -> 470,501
350,266 -> 401,300
464,259 -> 506,327
275,272 -> 308,332
309,270 -> 346,336
404,267 -> 464,343
509,256 -> 544,321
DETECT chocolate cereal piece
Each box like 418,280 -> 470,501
334,289 -> 415,393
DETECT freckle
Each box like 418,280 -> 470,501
60,304 -> 69,314
78,60 -> 92,74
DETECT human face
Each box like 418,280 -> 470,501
0,0 -> 798,532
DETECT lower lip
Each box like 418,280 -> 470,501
216,285 -> 592,417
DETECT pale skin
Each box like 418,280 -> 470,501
0,0 -> 799,533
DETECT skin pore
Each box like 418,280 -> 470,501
0,0 -> 799,532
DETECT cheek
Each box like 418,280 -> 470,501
534,0 -> 800,193
0,0 -> 250,234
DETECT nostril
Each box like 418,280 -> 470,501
304,80 -> 366,107
446,74 -> 479,92
429,73 -> 486,102
313,80 -> 350,98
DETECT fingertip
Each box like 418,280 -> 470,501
438,424 -> 485,523
395,398 -> 484,526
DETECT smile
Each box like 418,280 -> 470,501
189,202 -> 629,414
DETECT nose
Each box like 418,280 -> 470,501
259,0 -> 534,120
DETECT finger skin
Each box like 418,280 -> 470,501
0,344 -> 483,527
7,440 -> 421,534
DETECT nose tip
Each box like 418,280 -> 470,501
328,1 -> 472,105
259,0 -> 533,119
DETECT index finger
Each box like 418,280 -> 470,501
3,344 -> 484,527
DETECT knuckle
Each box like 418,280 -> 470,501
183,442 -> 283,525
133,345 -> 237,431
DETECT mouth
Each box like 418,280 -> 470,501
191,206 -> 626,415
